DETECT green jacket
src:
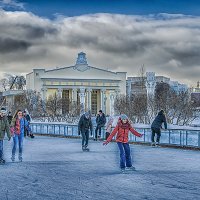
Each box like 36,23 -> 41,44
0,116 -> 11,140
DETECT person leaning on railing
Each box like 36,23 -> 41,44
151,110 -> 167,147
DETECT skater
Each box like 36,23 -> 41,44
78,112 -> 93,151
7,111 -> 13,125
151,110 -> 167,147
10,109 -> 31,162
103,114 -> 143,173
105,116 -> 113,140
95,110 -> 106,141
0,107 -> 11,164
23,110 -> 34,138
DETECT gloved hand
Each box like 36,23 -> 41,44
78,130 -> 81,136
103,141 -> 109,146
139,134 -> 144,138
8,137 -> 11,141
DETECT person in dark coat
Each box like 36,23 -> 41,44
0,108 -> 11,164
78,112 -> 93,150
95,110 -> 106,141
23,111 -> 34,138
151,110 -> 167,146
7,111 -> 13,125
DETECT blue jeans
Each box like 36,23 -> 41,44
12,135 -> 23,156
0,140 -> 3,160
117,142 -> 132,169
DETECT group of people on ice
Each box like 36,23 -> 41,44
0,108 -> 33,164
1,105 -> 167,173
78,109 -> 167,173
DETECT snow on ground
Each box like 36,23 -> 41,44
1,136 -> 200,200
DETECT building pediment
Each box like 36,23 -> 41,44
41,65 -> 124,81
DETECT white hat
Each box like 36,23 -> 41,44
0,107 -> 7,114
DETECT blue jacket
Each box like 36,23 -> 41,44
11,117 -> 31,137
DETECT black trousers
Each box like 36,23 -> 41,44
81,130 -> 89,147
95,125 -> 102,139
151,127 -> 161,143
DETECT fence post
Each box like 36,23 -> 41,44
186,131 -> 188,146
180,131 -> 182,146
198,132 -> 200,147
169,130 -> 171,144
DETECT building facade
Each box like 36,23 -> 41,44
26,52 -> 126,116
127,72 -> 188,97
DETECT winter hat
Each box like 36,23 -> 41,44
0,107 -> 7,114
84,112 -> 90,118
120,114 -> 128,120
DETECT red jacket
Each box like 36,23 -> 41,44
107,122 -> 142,143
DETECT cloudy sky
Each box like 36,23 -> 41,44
0,0 -> 200,86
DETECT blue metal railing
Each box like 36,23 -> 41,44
30,122 -> 200,148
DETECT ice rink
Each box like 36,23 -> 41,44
0,136 -> 200,200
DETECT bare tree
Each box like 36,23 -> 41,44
46,92 -> 63,121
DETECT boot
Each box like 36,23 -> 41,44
82,145 -> 86,151
11,155 -> 15,162
18,154 -> 23,162
0,159 -> 5,164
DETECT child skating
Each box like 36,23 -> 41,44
103,114 -> 143,173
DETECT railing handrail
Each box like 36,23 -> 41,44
30,122 -> 200,132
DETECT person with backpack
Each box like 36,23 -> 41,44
23,110 -> 34,138
151,110 -> 167,147
95,110 -> 106,141
103,114 -> 143,173
10,109 -> 31,162
0,107 -> 11,164
78,112 -> 93,151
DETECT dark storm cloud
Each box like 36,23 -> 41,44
0,37 -> 31,53
19,24 -> 58,39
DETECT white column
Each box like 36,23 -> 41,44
57,88 -> 63,98
79,88 -> 86,114
41,87 -> 47,112
41,87 -> 47,101
87,88 -> 92,111
72,88 -> 78,102
109,92 -> 115,116
100,89 -> 106,112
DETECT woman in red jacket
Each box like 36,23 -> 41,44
103,114 -> 143,173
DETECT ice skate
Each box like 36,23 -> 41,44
126,166 -> 136,171
18,154 -> 23,162
155,142 -> 160,147
151,142 -> 156,147
84,145 -> 90,151
11,155 -> 15,162
0,159 -> 5,165
121,168 -> 126,174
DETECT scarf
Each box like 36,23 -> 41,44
118,120 -> 131,129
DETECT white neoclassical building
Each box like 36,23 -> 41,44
26,52 -> 126,115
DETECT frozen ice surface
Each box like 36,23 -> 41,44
1,136 -> 200,200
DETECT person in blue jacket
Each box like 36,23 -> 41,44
151,110 -> 167,146
10,109 -> 31,162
